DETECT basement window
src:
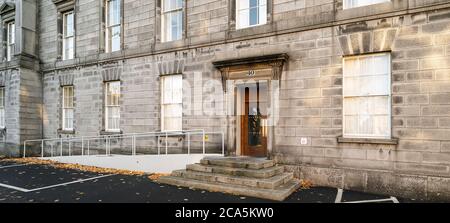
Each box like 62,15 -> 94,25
343,53 -> 391,139
161,74 -> 182,131
105,81 -> 121,132
62,86 -> 74,131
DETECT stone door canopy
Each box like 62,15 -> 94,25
212,53 -> 289,92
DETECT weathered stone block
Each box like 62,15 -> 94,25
395,36 -> 432,49
366,172 -> 427,199
405,95 -> 429,104
299,166 -> 344,188
430,93 -> 450,104
427,177 -> 450,201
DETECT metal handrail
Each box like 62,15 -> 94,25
23,129 -> 225,158
23,129 -> 205,143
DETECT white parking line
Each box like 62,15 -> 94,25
335,188 -> 400,203
335,188 -> 343,203
0,183 -> 30,192
0,164 -> 28,169
343,198 -> 395,203
0,174 -> 115,192
391,196 -> 399,203
27,174 -> 116,192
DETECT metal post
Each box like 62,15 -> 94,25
222,132 -> 225,156
41,140 -> 44,158
51,144 -> 54,157
132,135 -> 136,156
60,138 -> 63,156
187,132 -> 190,155
23,142 -> 26,158
69,140 -> 71,156
202,130 -> 206,155
105,137 -> 108,156
81,137 -> 84,156
165,132 -> 168,155
157,135 -> 160,155
87,140 -> 90,156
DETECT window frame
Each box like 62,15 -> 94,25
62,86 -> 74,131
105,0 -> 122,53
105,81 -> 121,132
0,87 -> 5,129
342,52 -> 392,139
161,74 -> 183,132
235,0 -> 267,30
343,0 -> 391,10
161,0 -> 184,42
6,21 -> 15,62
62,10 -> 75,60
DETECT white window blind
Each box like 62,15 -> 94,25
343,53 -> 391,139
0,88 -> 5,128
63,11 -> 75,60
62,86 -> 74,130
236,0 -> 267,29
343,0 -> 390,9
161,75 -> 182,131
161,0 -> 183,42
6,22 -> 15,61
105,81 -> 120,131
106,0 -> 121,52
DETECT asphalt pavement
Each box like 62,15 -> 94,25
0,160 -> 425,203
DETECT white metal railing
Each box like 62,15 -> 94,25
23,130 -> 225,158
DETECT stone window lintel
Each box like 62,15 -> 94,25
0,2 -> 15,19
52,0 -> 76,12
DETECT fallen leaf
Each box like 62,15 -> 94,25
149,173 -> 170,181
299,179 -> 313,190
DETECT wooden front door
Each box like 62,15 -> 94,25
240,82 -> 268,157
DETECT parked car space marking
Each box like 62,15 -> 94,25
0,164 -> 28,169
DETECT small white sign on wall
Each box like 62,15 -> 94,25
300,137 -> 308,145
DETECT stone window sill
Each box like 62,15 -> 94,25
337,137 -> 398,145
98,51 -> 124,61
0,59 -> 19,69
55,58 -> 78,67
154,39 -> 188,52
57,129 -> 75,135
100,130 -> 123,136
229,23 -> 273,39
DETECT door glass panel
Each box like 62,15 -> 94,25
248,103 -> 262,146
245,81 -> 268,147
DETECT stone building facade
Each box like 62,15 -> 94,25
1,0 -> 450,200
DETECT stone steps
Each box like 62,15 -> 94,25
186,163 -> 284,178
158,175 -> 301,201
158,156 -> 301,201
172,169 -> 293,189
200,156 -> 275,169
